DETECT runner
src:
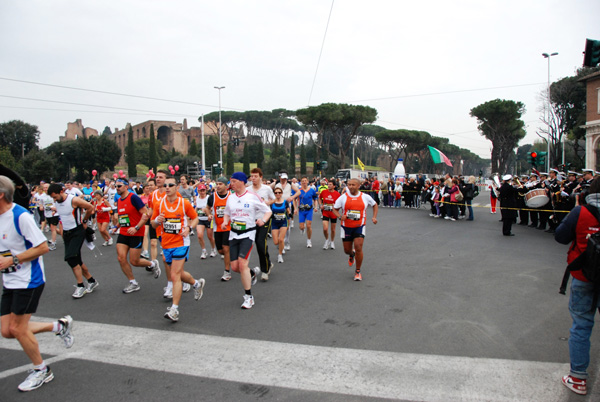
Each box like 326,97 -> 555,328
270,187 -> 290,263
319,180 -> 341,250
272,172 -> 299,251
64,181 -> 83,198
333,178 -> 378,281
151,175 -> 205,322
47,183 -> 100,298
248,168 -> 275,281
40,183 -> 60,251
115,178 -> 161,294
195,184 -> 216,259
295,177 -> 318,248
222,172 -> 272,309
0,176 -> 75,392
147,170 -> 190,298
205,177 -> 232,281
105,181 -> 118,234
93,190 -> 112,246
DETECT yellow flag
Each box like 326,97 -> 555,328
357,157 -> 365,171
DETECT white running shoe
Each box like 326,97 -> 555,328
123,282 -> 141,294
56,315 -> 74,348
151,259 -> 161,279
140,250 -> 150,259
18,367 -> 54,392
241,294 -> 255,309
163,286 -> 173,299
209,249 -> 217,258
330,241 -> 335,250
221,270 -> 232,281
220,254 -> 224,259
284,243 -> 291,251
102,240 -> 109,247
164,306 -> 179,322
48,241 -> 56,251
261,272 -> 269,281
108,238 -> 113,246
251,266 -> 260,286
323,239 -> 330,250
86,281 -> 99,293
277,254 -> 284,263
307,239 -> 312,248
194,278 -> 206,301
290,221 -> 294,228
200,250 -> 208,259
182,282 -> 191,293
72,286 -> 87,299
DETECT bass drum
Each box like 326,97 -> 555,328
525,188 -> 549,208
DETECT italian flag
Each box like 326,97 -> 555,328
427,146 -> 453,167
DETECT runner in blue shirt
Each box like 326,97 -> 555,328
293,177 -> 318,248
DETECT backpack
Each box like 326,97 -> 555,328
560,204 -> 600,311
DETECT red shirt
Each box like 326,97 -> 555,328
319,189 -> 341,219
117,192 -> 146,236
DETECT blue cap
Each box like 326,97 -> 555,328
231,172 -> 248,183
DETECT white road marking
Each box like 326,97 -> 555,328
0,317 -> 571,401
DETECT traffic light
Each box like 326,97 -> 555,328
584,38 -> 600,67
528,151 -> 538,166
536,151 -> 547,167
320,161 -> 328,170
315,161 -> 321,171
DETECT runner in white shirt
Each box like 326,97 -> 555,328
0,176 -> 74,392
64,182 -> 83,198
271,172 -> 299,250
223,172 -> 272,309
194,184 -> 216,259
40,183 -> 59,250
247,168 -> 275,281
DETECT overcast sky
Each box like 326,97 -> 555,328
1,0 -> 599,159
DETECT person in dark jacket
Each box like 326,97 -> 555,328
555,176 -> 600,396
498,174 -> 517,236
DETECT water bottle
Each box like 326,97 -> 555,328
393,158 -> 406,184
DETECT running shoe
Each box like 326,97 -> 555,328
108,238 -> 113,246
56,315 -> 74,348
323,239 -> 330,250
151,259 -> 161,279
261,272 -> 269,282
48,242 -> 56,251
330,242 -> 335,250
354,272 -> 362,281
44,226 -> 50,233
284,243 -> 291,251
348,252 -> 355,267
221,254 -> 224,259
562,375 -> 586,395
164,306 -> 179,322
140,250 -> 150,259
241,294 -> 255,309
209,249 -> 217,258
307,239 -> 312,248
277,254 -> 284,263
182,282 -> 191,293
102,240 -> 109,247
200,250 -> 208,259
86,281 -> 99,293
251,266 -> 260,286
72,286 -> 87,299
194,278 -> 206,301
163,286 -> 173,299
123,282 -> 141,294
221,270 -> 232,281
18,367 -> 54,392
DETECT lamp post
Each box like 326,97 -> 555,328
542,52 -> 558,172
214,86 -> 225,170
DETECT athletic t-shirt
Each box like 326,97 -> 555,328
0,204 -> 46,289
117,192 -> 146,236
334,191 -> 376,228
224,191 -> 271,241
151,196 -> 197,249
207,192 -> 231,232
319,189 -> 341,218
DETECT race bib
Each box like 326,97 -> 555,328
274,213 -> 286,221
216,206 -> 226,218
231,220 -> 247,231
347,210 -> 361,220
196,209 -> 206,217
163,218 -> 182,234
323,204 -> 333,211
118,214 -> 131,227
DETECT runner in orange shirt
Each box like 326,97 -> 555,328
333,178 -> 378,281
151,176 -> 205,322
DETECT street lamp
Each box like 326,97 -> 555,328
60,152 -> 71,181
542,52 -> 558,172
214,86 -> 225,170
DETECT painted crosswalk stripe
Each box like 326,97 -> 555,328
0,317 -> 571,401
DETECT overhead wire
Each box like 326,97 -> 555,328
307,0 -> 335,106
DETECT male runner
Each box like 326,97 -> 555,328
248,168 -> 275,281
272,172 -> 299,251
319,180 -> 341,250
294,177 -> 318,248
40,183 -> 59,251
333,178 -> 378,281
47,183 -> 99,298
151,176 -> 205,321
0,176 -> 75,392
115,178 -> 161,293
205,177 -> 232,281
223,172 -> 271,309
195,184 -> 216,259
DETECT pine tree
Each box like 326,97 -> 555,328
125,125 -> 137,177
243,142 -> 250,175
300,144 -> 307,175
226,145 -> 235,176
289,135 -> 296,175
189,139 -> 199,157
148,123 -> 157,173
256,141 -> 264,169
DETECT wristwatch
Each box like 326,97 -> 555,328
12,255 -> 19,266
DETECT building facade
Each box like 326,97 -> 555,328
582,71 -> 600,169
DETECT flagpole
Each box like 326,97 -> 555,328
201,114 -> 206,176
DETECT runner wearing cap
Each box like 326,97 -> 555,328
205,177 -> 232,281
272,172 -> 299,251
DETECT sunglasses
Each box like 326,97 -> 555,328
274,191 -> 282,194
165,183 -> 177,187
116,184 -> 124,188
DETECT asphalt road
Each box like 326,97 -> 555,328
1,201 -> 598,401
